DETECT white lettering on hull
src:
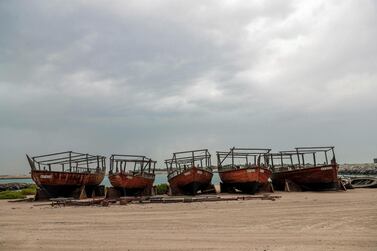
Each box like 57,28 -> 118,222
321,167 -> 333,171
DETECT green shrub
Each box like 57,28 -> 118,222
155,183 -> 169,195
21,187 -> 37,195
0,191 -> 26,200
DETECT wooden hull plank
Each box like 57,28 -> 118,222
168,167 -> 213,195
219,167 -> 272,194
272,165 -> 339,191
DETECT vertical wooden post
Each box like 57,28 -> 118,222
331,147 -> 336,163
109,157 -> 112,173
270,154 -> 275,171
86,154 -> 89,172
296,149 -> 301,167
217,153 -> 220,168
69,151 -> 72,172
207,151 -> 210,167
192,151 -> 195,168
231,148 -> 234,167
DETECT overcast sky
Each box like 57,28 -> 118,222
1,0 -> 376,174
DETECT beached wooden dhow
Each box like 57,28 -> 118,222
269,147 -> 339,191
217,148 -> 272,194
26,151 -> 106,199
108,155 -> 156,196
165,149 -> 214,195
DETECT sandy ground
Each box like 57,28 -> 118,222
0,189 -> 376,251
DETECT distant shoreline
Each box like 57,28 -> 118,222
0,163 -> 374,179
0,175 -> 30,179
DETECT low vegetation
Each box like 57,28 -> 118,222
0,190 -> 26,199
155,183 -> 169,195
0,184 -> 37,200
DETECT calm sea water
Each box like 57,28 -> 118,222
0,173 -> 221,186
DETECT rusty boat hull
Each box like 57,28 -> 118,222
31,169 -> 105,197
271,165 -> 339,191
219,167 -> 272,194
168,167 -> 213,195
108,172 -> 155,196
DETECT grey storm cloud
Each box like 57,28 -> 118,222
0,0 -> 377,174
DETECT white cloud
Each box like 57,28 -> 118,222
0,0 -> 376,173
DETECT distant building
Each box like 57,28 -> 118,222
374,158 -> 377,164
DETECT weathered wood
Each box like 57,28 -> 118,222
118,194 -> 281,205
168,167 -> 213,195
105,187 -> 122,199
284,179 -> 301,192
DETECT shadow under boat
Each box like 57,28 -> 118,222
165,149 -> 214,195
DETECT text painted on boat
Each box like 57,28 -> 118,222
321,167 -> 333,171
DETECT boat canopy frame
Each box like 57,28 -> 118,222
109,154 -> 156,175
216,147 -> 271,170
165,149 -> 212,179
26,151 -> 106,173
269,146 -> 337,172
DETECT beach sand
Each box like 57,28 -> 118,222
0,189 -> 376,251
